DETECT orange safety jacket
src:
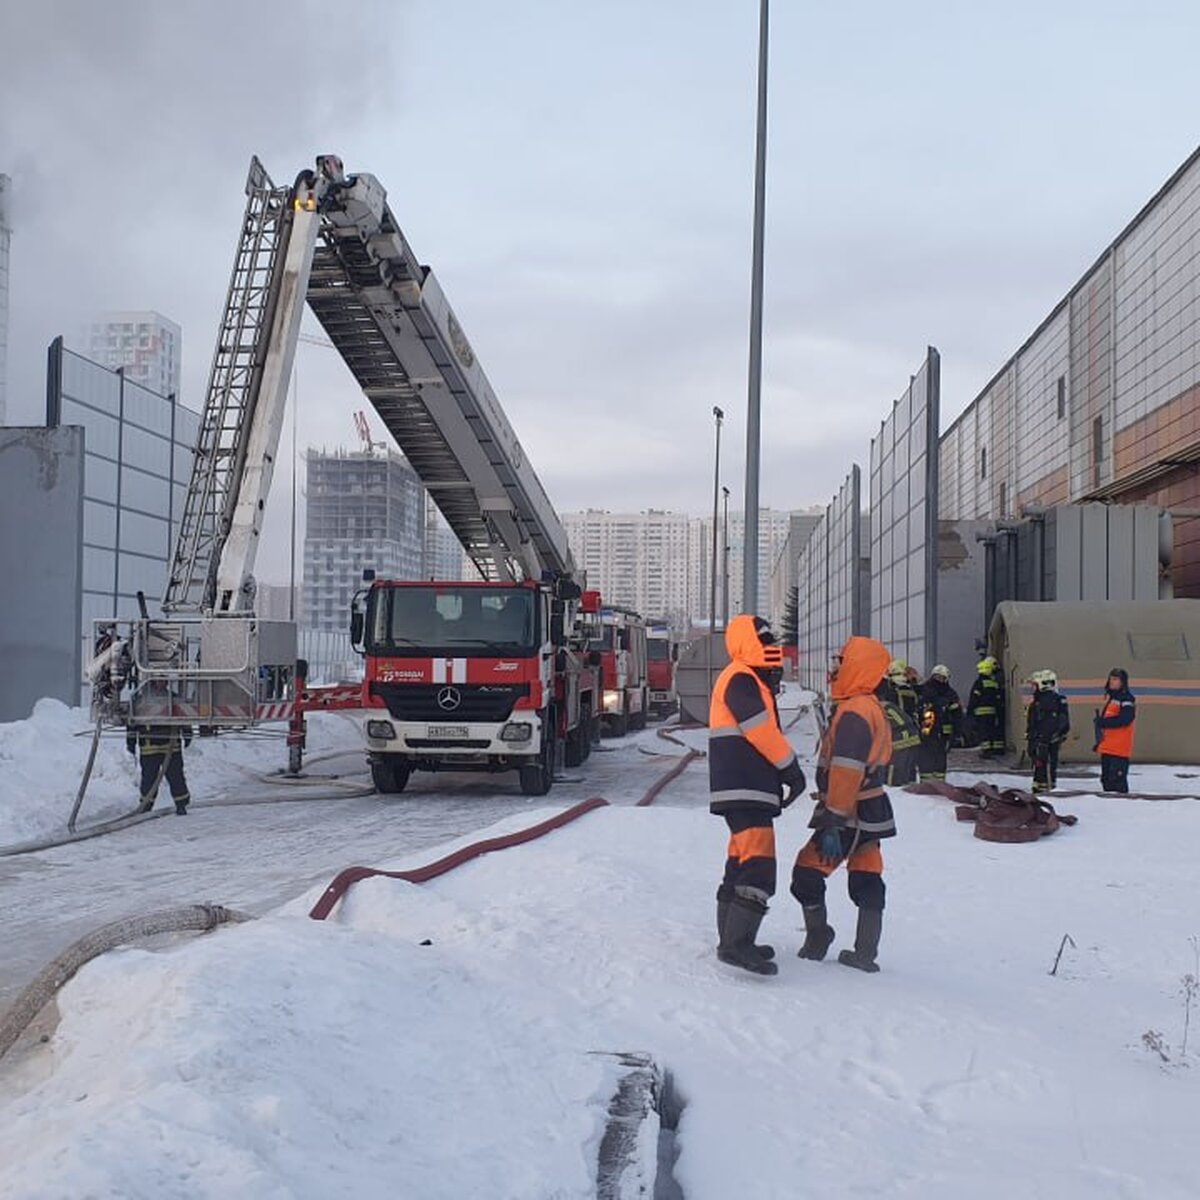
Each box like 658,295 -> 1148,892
708,618 -> 798,817
810,637 -> 896,840
1097,691 -> 1136,758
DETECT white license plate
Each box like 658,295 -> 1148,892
428,725 -> 469,739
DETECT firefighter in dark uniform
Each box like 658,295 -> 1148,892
887,659 -> 920,724
917,664 -> 962,780
790,635 -> 896,973
967,655 -> 1006,757
127,723 -> 193,815
1025,670 -> 1070,793
877,668 -> 920,787
709,614 -> 806,977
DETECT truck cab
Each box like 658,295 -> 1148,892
646,623 -> 679,718
582,596 -> 648,737
354,577 -> 596,796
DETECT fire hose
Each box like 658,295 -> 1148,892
0,905 -> 250,1062
0,736 -> 731,1061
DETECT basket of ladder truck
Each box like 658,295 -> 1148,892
84,153 -> 653,803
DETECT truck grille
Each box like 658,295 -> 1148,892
369,682 -> 529,723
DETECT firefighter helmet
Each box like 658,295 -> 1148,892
1033,669 -> 1057,691
930,664 -> 951,681
886,658 -> 908,683
976,656 -> 997,676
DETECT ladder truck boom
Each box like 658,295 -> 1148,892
304,175 -> 574,583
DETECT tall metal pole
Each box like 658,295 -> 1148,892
289,367 -> 298,621
721,485 -> 731,629
743,0 -> 769,615
709,406 -> 724,633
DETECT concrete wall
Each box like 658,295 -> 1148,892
935,520 -> 990,690
0,427 -> 85,721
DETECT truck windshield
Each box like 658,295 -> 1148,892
588,627 -> 614,653
367,586 -> 537,655
647,640 -> 670,661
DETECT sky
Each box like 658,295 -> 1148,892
2,689 -> 1199,1197
3,1 -> 1200,583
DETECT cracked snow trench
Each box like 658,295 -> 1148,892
594,1052 -> 684,1199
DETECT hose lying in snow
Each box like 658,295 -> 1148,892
0,904 -> 251,1063
310,749 -> 704,920
0,773 -> 376,860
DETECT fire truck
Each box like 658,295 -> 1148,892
586,598 -> 649,737
86,155 -> 600,798
645,623 -> 679,718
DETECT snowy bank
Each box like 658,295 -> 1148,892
2,754 -> 1199,1198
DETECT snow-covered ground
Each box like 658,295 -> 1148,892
1,689 -> 1199,1198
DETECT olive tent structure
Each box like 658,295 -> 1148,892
988,600 -> 1200,764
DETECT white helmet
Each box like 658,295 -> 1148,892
930,664 -> 951,681
1030,669 -> 1057,691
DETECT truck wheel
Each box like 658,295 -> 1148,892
520,725 -> 555,796
287,744 -> 303,775
371,759 -> 410,794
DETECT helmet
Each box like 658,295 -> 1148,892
976,656 -> 997,676
930,664 -> 950,681
1028,669 -> 1057,691
886,658 -> 908,683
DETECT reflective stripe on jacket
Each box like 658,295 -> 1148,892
708,663 -> 796,816
812,692 -> 896,839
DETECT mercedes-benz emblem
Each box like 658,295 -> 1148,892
436,686 -> 462,712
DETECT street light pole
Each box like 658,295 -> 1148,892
721,485 -> 731,629
709,406 -> 724,636
743,0 -> 769,615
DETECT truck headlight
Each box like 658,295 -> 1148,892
367,720 -> 396,740
500,721 -> 533,742
603,690 -> 620,711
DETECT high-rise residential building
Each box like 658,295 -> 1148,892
562,509 -> 699,632
693,508 -> 797,628
0,174 -> 10,426
303,447 -> 427,632
769,511 -> 823,629
86,311 -> 181,399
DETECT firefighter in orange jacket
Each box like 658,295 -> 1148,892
710,614 -> 806,977
789,635 -> 895,973
1094,666 -> 1136,793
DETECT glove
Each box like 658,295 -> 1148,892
779,762 -> 806,808
816,827 -> 845,865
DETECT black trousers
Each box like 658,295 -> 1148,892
1100,754 -> 1129,794
140,751 -> 190,806
917,737 -> 950,780
1031,743 -> 1059,792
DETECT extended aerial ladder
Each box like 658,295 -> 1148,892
88,156 -> 585,762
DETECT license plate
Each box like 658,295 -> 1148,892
428,725 -> 469,739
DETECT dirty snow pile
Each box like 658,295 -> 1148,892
1,701 -> 1199,1197
0,699 -> 361,848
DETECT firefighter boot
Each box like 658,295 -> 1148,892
717,891 -> 775,960
717,896 -> 779,976
797,904 -> 836,961
837,908 -> 883,973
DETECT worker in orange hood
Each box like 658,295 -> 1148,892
709,614 -> 806,977
789,635 -> 896,973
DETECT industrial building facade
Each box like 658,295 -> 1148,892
940,144 -> 1200,596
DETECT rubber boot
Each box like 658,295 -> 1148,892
837,908 -> 882,973
797,903 -> 835,961
717,896 -> 779,976
717,893 -> 774,960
